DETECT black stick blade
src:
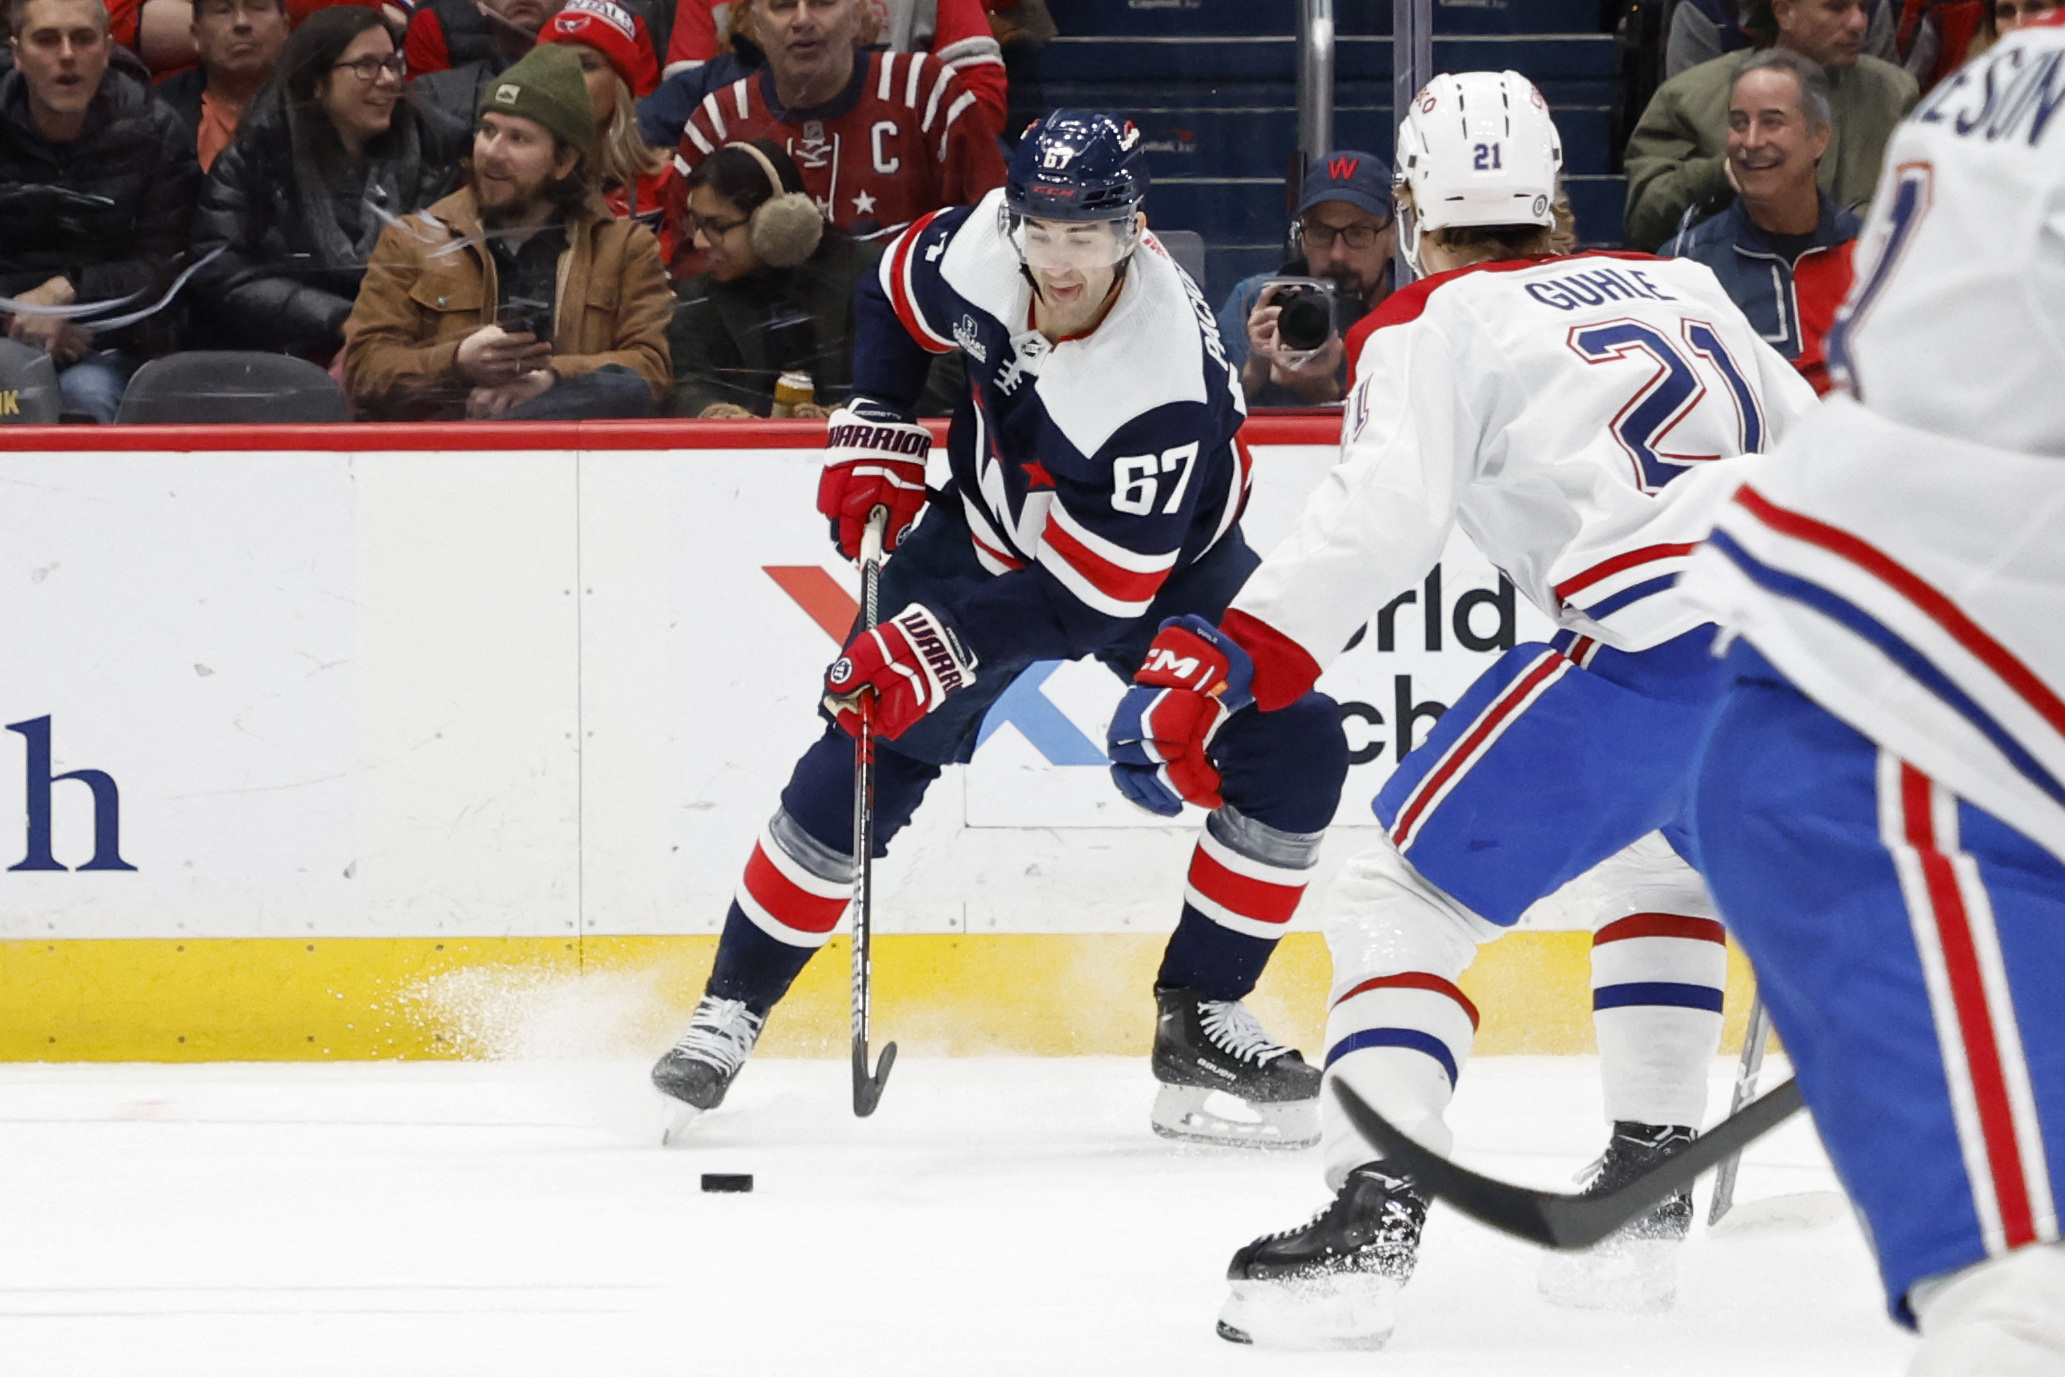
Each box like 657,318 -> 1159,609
853,1041 -> 898,1118
1330,1077 -> 1806,1250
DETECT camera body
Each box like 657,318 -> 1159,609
1265,277 -> 1347,354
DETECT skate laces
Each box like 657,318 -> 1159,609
1198,999 -> 1290,1066
670,997 -> 764,1074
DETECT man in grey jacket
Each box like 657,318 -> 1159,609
1623,0 -> 1914,251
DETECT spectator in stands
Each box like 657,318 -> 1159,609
1624,0 -> 1916,251
1214,151 -> 1392,408
666,137 -> 861,417
1667,0 -> 1898,77
1901,0 -> 2059,87
192,6 -> 468,360
663,0 -> 1004,269
642,0 -> 1002,151
1660,50 -> 1859,377
536,0 -> 665,223
0,0 -> 200,421
156,0 -> 288,169
343,43 -> 671,419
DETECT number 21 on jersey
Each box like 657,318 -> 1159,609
1569,316 -> 1767,494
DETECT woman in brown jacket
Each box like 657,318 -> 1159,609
342,44 -> 673,420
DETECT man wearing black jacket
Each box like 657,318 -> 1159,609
1,0 -> 199,421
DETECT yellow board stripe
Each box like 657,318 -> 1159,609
0,934 -> 1769,1062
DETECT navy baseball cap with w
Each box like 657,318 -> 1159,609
1298,150 -> 1393,219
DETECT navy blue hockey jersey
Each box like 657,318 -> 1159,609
852,188 -> 1251,664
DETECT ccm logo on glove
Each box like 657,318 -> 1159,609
1106,615 -> 1257,816
825,603 -> 978,740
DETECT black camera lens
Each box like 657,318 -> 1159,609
1276,285 -> 1333,352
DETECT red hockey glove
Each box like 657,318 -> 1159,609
1107,615 -> 1257,816
818,400 -> 930,560
825,603 -> 979,741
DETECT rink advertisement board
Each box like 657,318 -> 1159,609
0,419 -> 1724,1060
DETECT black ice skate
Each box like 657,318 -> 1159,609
652,995 -> 765,1146
1538,1120 -> 1698,1312
1150,986 -> 1321,1149
1217,1162 -> 1428,1350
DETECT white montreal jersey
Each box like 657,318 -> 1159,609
1230,250 -> 1816,670
870,187 -> 1248,640
1681,19 -> 2065,857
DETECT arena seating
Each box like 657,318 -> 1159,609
1036,0 -> 1625,302
114,352 -> 350,425
0,338 -> 64,425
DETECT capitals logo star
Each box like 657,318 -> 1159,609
1022,460 -> 1056,490
852,189 -> 878,217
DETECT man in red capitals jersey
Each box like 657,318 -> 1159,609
660,0 -> 1005,131
1108,72 -> 1818,1349
663,0 -> 1003,263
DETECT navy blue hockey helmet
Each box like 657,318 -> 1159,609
1006,110 -> 1149,224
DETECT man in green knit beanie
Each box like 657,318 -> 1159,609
342,42 -> 674,421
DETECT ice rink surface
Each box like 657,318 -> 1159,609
0,1055 -> 1917,1376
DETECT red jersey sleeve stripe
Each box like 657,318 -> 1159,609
1553,542 -> 1700,602
884,213 -> 956,353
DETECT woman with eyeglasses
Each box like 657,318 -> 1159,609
190,6 -> 471,363
666,138 -> 927,418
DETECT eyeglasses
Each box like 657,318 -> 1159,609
332,53 -> 408,82
1299,219 -> 1390,251
686,208 -> 750,239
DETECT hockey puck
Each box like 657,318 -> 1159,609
701,1173 -> 753,1193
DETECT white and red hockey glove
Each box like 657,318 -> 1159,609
818,399 -> 930,560
1107,615 -> 1257,816
825,603 -> 979,741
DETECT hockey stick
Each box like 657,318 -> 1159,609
1708,990 -> 1773,1226
1330,1076 -> 1804,1250
850,505 -> 899,1117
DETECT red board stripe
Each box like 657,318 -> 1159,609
741,842 -> 847,935
1594,913 -> 1727,946
0,415 -> 1344,453
1332,972 -> 1481,1030
1902,764 -> 2039,1249
1186,847 -> 1304,925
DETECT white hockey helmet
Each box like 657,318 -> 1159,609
1393,70 -> 1563,276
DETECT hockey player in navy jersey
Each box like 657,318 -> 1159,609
650,110 -> 1350,1148
1103,72 -> 1820,1347
1682,17 -> 2065,1371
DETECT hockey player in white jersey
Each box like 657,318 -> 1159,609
1103,71 -> 1817,1347
649,112 -> 1352,1148
1683,16 -> 2065,1372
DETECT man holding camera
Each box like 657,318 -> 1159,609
1215,150 -> 1394,408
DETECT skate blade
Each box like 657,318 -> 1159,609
1151,1084 -> 1318,1150
659,1096 -> 704,1148
1537,1235 -> 1679,1313
1218,1274 -> 1398,1350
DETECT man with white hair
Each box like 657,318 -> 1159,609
1110,70 -> 1816,1349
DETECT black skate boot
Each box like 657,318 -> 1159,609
652,995 -> 765,1145
1217,1162 -> 1429,1350
1150,986 -> 1322,1148
1538,1120 -> 1698,1311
